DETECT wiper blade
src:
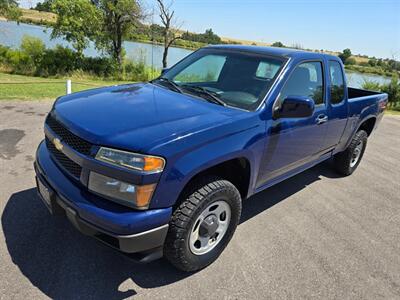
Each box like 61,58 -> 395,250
181,85 -> 226,106
152,77 -> 183,93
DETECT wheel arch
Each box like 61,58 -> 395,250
174,157 -> 252,208
342,115 -> 376,151
358,116 -> 376,136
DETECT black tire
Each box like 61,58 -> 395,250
333,130 -> 368,176
164,176 -> 242,272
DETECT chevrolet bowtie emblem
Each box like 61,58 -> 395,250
53,138 -> 63,151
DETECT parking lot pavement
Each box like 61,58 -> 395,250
1,100 -> 399,299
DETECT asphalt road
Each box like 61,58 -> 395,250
1,100 -> 399,300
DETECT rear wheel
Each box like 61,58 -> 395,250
164,177 -> 242,272
333,130 -> 368,176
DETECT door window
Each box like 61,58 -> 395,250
278,61 -> 324,105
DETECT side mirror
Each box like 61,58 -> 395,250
161,67 -> 170,75
274,96 -> 314,119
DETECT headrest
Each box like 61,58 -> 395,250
291,67 -> 310,83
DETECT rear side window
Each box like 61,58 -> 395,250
329,61 -> 345,104
278,61 -> 324,105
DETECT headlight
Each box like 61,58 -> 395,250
95,147 -> 165,173
88,172 -> 156,209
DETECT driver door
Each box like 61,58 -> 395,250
257,61 -> 329,186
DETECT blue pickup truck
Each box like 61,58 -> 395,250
35,45 -> 388,271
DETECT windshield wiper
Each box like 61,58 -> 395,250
152,77 -> 183,93
181,85 -> 226,106
151,79 -> 226,106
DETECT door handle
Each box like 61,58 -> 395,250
316,114 -> 328,125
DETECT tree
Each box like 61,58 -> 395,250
95,0 -> 145,65
51,0 -> 100,56
381,74 -> 400,108
180,28 -> 221,44
34,0 -> 55,12
271,41 -> 284,48
368,58 -> 377,67
344,57 -> 356,65
0,0 -> 21,20
339,48 -> 352,64
203,28 -> 221,44
50,0 -> 144,65
20,35 -> 45,66
291,43 -> 304,50
362,75 -> 400,108
156,0 -> 181,68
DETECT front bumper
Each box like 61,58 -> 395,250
35,140 -> 172,256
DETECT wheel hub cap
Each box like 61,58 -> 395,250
189,200 -> 231,256
350,140 -> 363,167
199,215 -> 219,237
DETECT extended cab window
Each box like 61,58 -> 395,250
278,61 -> 324,105
329,61 -> 345,104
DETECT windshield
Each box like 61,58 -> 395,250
159,48 -> 285,110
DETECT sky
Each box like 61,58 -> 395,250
19,0 -> 400,59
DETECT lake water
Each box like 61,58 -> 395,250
0,20 -> 392,88
0,20 -> 191,69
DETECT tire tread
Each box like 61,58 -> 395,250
164,176 -> 241,272
334,130 -> 368,176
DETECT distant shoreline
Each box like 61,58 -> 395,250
1,9 -> 398,78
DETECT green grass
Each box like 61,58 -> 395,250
0,73 -> 130,101
385,109 -> 400,116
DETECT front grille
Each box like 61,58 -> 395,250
46,114 -> 92,155
46,138 -> 82,179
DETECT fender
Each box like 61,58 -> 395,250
342,105 -> 378,151
149,123 -> 266,208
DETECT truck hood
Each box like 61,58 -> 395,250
53,83 -> 247,153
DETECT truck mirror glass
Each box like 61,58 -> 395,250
276,96 -> 315,119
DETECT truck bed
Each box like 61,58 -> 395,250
348,87 -> 381,99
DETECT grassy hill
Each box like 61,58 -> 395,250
220,36 -> 269,46
19,8 -> 57,24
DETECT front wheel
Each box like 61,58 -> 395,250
333,130 -> 368,176
164,177 -> 242,272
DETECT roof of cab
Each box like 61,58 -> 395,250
206,44 -> 339,61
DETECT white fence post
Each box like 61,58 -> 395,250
66,79 -> 72,94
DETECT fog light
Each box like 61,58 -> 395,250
88,172 -> 155,209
